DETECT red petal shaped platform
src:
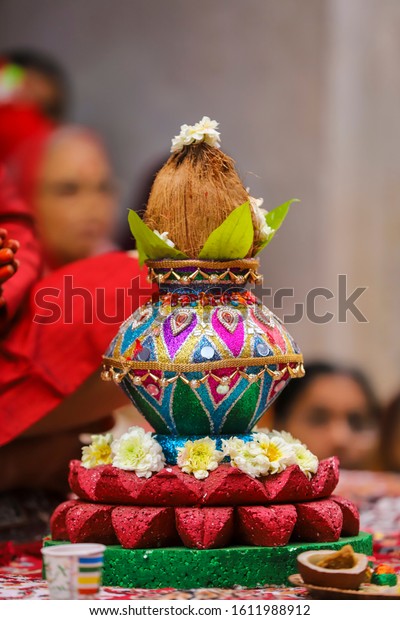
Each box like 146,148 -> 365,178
68,459 -> 339,507
51,495 -> 356,548
293,499 -> 343,542
331,494 -> 360,536
65,503 -> 118,545
310,457 -> 339,499
237,505 -> 297,546
263,465 -> 312,503
175,507 -> 234,549
202,466 -> 267,505
112,506 -> 178,548
50,500 -> 80,541
135,467 -> 203,506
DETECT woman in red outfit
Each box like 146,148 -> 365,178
0,99 -> 53,327
0,167 -> 40,328
0,121 -> 150,493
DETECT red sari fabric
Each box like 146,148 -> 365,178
0,252 -> 151,446
0,166 -> 42,326
0,103 -> 53,326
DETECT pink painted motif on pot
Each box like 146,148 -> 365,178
211,309 -> 244,357
163,311 -> 197,358
250,307 -> 287,353
207,367 -> 241,405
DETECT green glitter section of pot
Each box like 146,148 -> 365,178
44,532 -> 372,589
221,381 -> 261,434
172,379 -> 212,435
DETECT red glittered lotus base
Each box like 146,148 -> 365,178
51,496 -> 359,550
50,457 -> 360,550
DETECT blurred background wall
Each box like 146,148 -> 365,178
1,0 -> 398,399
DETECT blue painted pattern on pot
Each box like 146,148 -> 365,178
104,262 -> 303,437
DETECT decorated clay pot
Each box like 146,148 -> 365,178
103,259 -> 303,441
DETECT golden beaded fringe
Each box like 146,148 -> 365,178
102,356 -> 305,387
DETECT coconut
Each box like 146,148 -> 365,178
144,142 -> 254,258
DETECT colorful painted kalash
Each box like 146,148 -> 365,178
102,117 -> 303,461
46,118 -> 372,589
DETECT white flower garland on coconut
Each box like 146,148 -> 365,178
171,116 -> 221,153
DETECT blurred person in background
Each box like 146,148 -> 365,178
11,125 -> 119,266
264,361 -> 380,470
0,97 -> 50,332
0,50 -> 68,164
0,47 -> 63,333
380,393 -> 400,472
1,48 -> 69,123
0,118 -> 151,512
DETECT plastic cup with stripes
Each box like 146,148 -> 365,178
42,544 -> 106,599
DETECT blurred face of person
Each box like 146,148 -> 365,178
36,132 -> 117,266
276,374 -> 378,469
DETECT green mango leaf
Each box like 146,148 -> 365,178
198,201 -> 254,260
128,210 -> 189,266
254,199 -> 299,255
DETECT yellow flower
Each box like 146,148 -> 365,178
254,432 -> 297,474
81,433 -> 113,469
177,437 -> 223,480
222,437 -> 270,478
270,430 -> 319,477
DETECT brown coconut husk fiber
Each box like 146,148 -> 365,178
144,142 -> 254,258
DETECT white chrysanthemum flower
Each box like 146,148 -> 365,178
170,117 -> 220,153
252,203 -> 274,241
233,443 -> 271,478
112,427 -> 165,478
177,437 -> 223,480
196,116 -> 219,133
253,432 -> 297,474
222,436 -> 245,457
194,116 -> 220,147
153,230 -> 175,248
223,437 -> 271,478
292,443 -> 319,479
81,433 -> 113,469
